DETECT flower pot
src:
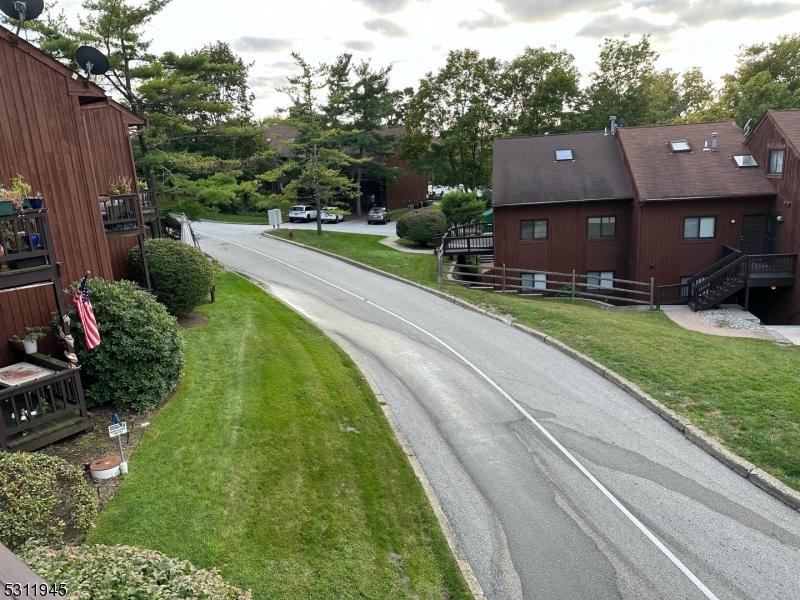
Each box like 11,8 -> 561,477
0,200 -> 13,216
22,340 -> 38,354
28,198 -> 43,209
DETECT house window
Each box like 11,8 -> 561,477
521,219 -> 547,240
587,271 -> 614,290
521,272 -> 547,291
588,216 -> 616,238
768,149 -> 784,174
683,216 -> 716,239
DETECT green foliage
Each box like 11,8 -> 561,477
0,452 -> 97,551
129,239 -> 214,315
396,210 -> 448,246
733,71 -> 800,130
23,545 -> 251,599
556,285 -> 579,298
60,278 -> 184,412
440,190 -> 485,226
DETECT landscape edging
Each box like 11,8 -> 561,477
261,232 -> 800,513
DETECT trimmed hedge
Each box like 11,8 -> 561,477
129,238 -> 214,315
440,190 -> 485,226
61,278 -> 184,412
23,545 -> 252,599
396,210 -> 448,246
0,452 -> 97,551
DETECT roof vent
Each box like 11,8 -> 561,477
669,140 -> 691,153
555,149 -> 573,161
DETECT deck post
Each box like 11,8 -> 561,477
744,284 -> 750,311
571,270 -> 576,303
650,278 -> 655,310
502,263 -> 506,292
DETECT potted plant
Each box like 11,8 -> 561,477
28,191 -> 44,210
10,174 -> 32,210
0,186 -> 22,216
107,177 -> 132,196
11,326 -> 47,354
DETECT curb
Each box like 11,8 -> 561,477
260,232 -> 800,513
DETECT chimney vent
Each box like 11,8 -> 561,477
610,116 -> 617,135
712,132 -> 718,151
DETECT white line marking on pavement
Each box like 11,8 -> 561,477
197,230 -> 721,600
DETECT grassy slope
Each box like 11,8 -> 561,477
267,229 -> 800,491
89,272 -> 471,600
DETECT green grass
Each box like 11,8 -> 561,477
160,199 -> 270,224
88,272 -> 471,600
266,229 -> 800,491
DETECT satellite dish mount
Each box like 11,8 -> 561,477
0,0 -> 45,41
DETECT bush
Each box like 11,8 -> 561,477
556,284 -> 580,298
440,190 -> 485,226
129,238 -> 214,315
22,545 -> 252,599
60,278 -> 184,412
396,210 -> 448,246
0,453 -> 97,551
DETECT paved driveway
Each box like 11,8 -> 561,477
255,216 -> 397,236
194,221 -> 800,600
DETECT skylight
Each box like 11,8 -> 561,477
555,149 -> 573,161
669,140 -> 691,153
732,154 -> 758,168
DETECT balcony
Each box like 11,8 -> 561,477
0,354 -> 91,452
0,210 -> 60,291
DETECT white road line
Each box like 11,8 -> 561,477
197,230 -> 721,600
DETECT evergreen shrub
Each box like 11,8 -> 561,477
396,210 -> 448,246
61,278 -> 184,412
0,452 -> 97,551
129,238 -> 214,315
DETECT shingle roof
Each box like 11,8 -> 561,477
492,131 -> 633,206
264,123 -> 297,158
764,109 -> 800,157
617,121 -> 776,201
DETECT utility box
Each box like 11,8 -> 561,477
268,208 -> 283,229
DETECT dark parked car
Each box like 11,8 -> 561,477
367,207 -> 391,224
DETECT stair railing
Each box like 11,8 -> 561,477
691,254 -> 749,308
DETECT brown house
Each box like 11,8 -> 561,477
1,27 -> 155,450
492,119 -> 797,322
264,124 -> 428,212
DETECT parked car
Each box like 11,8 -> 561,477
367,207 -> 391,224
320,206 -> 344,223
288,204 -> 317,223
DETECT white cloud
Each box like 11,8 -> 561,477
233,37 -> 295,53
364,17 -> 410,37
353,0 -> 416,14
344,40 -> 377,51
577,14 -> 678,38
458,10 -> 509,31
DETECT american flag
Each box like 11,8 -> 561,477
73,276 -> 101,349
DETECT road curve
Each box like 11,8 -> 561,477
194,222 -> 800,600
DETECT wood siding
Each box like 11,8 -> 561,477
746,115 -> 800,323
385,157 -> 428,211
0,32 -> 141,365
634,197 -> 775,286
493,200 -> 632,279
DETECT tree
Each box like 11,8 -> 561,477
500,46 -> 582,135
440,190 -> 485,226
403,49 -> 502,188
734,71 -> 800,130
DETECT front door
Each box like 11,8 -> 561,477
764,214 -> 778,254
741,215 -> 766,254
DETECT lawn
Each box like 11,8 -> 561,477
160,198 -> 270,224
88,272 -> 471,600
266,229 -> 800,492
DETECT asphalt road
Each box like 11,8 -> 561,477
194,222 -> 800,600
256,215 -> 397,235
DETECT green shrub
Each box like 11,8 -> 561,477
129,238 -> 214,315
556,284 -> 579,298
60,278 -> 184,412
0,453 -> 97,551
440,190 -> 485,226
22,545 -> 252,599
396,210 -> 448,246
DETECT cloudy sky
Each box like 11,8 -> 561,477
65,0 -> 800,117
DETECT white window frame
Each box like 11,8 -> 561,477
684,216 -> 716,239
768,149 -> 784,174
521,219 -> 548,241
521,272 -> 547,292
586,271 -> 614,291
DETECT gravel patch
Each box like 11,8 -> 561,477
700,309 -> 764,330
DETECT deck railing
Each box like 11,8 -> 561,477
437,221 -> 494,256
0,211 -> 52,272
0,356 -> 88,450
100,194 -> 140,233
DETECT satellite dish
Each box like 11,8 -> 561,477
617,117 -> 626,128
0,0 -> 45,38
75,46 -> 110,79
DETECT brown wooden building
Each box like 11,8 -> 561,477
492,120 -> 797,322
1,27 -> 153,450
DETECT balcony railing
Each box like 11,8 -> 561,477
100,194 -> 141,236
0,355 -> 90,452
0,211 -> 52,274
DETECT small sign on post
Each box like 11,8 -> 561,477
108,418 -> 128,474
